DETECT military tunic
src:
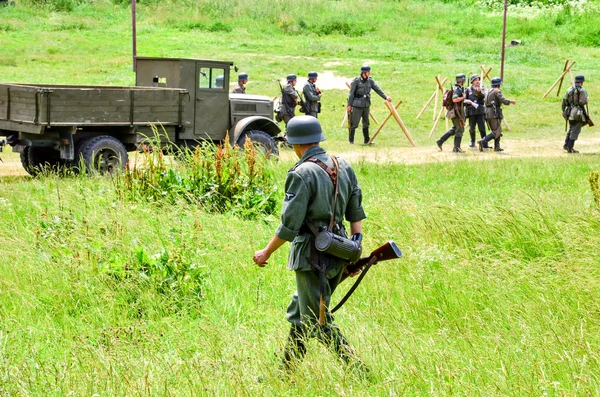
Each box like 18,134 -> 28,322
562,85 -> 589,141
347,76 -> 387,131
231,84 -> 246,94
465,85 -> 486,142
444,84 -> 466,139
303,81 -> 322,118
275,146 -> 366,327
282,84 -> 299,125
485,88 -> 512,139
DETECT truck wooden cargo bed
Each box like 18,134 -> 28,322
0,83 -> 189,134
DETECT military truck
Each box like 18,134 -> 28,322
0,57 -> 281,175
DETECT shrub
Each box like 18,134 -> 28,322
115,131 -> 278,219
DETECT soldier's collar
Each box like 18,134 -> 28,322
297,146 -> 326,163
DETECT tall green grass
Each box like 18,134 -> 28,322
1,156 -> 600,395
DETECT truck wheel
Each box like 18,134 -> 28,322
20,147 -> 64,176
77,136 -> 128,174
236,130 -> 279,157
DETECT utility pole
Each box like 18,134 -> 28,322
500,0 -> 508,81
132,0 -> 137,72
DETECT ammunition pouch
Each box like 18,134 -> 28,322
315,230 -> 362,264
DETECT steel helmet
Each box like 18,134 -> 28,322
491,77 -> 502,87
470,74 -> 480,83
456,74 -> 466,83
238,72 -> 248,82
361,65 -> 371,73
286,116 -> 326,145
575,75 -> 585,83
287,74 -> 297,82
308,71 -> 318,79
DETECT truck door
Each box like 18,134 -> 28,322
194,63 -> 230,140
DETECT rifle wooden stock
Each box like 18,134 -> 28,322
342,241 -> 402,282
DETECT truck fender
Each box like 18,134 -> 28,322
230,116 -> 281,146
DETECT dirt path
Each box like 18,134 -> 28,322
2,136 -> 599,177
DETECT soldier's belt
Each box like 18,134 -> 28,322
354,94 -> 369,98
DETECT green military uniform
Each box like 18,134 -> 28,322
282,84 -> 299,125
562,82 -> 589,153
276,145 -> 366,364
303,81 -> 321,118
231,84 -> 246,94
436,81 -> 466,152
481,87 -> 512,151
347,76 -> 387,144
465,83 -> 487,147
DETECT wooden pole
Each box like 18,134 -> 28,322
417,88 -> 437,119
500,0 -> 508,81
429,105 -> 446,138
433,88 -> 439,121
369,101 -> 402,144
543,62 -> 576,99
480,65 -> 493,82
132,0 -> 137,72
503,118 -> 510,131
340,109 -> 348,128
556,59 -> 569,97
384,100 -> 416,147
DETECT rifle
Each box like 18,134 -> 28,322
297,90 -> 308,114
454,100 -> 465,128
331,240 -> 403,313
347,106 -> 352,138
583,104 -> 595,127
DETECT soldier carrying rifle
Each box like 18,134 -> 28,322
436,74 -> 468,153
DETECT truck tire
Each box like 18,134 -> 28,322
20,147 -> 64,176
76,136 -> 129,174
236,130 -> 279,157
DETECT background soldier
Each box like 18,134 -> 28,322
561,75 -> 589,153
347,65 -> 392,144
253,116 -> 367,372
282,74 -> 299,126
303,71 -> 322,118
215,75 -> 224,89
436,74 -> 467,153
231,72 -> 248,94
465,74 -> 487,148
478,77 -> 516,152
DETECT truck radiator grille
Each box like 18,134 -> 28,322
234,103 -> 257,112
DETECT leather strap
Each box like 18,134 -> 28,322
330,256 -> 377,313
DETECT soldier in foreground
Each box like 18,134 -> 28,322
232,72 -> 248,94
303,71 -> 322,118
477,77 -> 516,152
347,65 -> 392,144
253,116 -> 367,372
561,75 -> 589,153
282,74 -> 299,126
465,74 -> 487,148
436,74 -> 468,153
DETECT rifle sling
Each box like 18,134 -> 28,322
331,256 -> 377,313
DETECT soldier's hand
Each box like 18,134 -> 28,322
386,96 -> 392,102
347,105 -> 353,112
253,249 -> 270,267
511,100 -> 517,105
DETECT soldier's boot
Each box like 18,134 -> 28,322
469,130 -> 476,147
452,136 -> 464,153
362,127 -> 370,144
567,139 -> 579,153
563,133 -> 570,151
436,132 -> 452,151
349,129 -> 356,144
494,137 -> 504,152
480,131 -> 490,148
319,325 -> 369,378
281,324 -> 307,372
477,133 -> 494,152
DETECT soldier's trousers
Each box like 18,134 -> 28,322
286,265 -> 344,327
307,111 -> 318,118
567,120 -> 584,141
444,117 -> 464,139
351,106 -> 370,130
283,113 -> 295,126
468,114 -> 486,141
487,117 -> 503,139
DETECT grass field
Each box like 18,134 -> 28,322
1,0 -> 600,395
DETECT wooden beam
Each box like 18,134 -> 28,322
543,61 -> 576,99
429,105 -> 446,138
384,100 -> 416,147
368,100 -> 402,144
